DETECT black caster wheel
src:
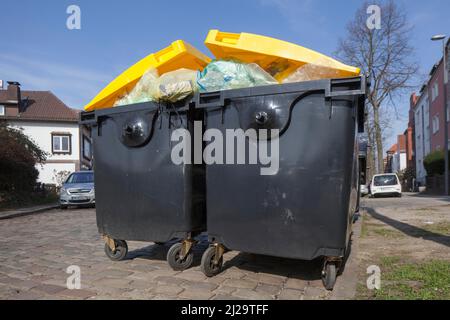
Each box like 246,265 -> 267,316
167,242 -> 194,271
104,239 -> 128,261
201,246 -> 223,277
321,262 -> 337,291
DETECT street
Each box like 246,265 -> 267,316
0,193 -> 449,300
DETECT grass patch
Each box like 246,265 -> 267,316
362,219 -> 404,238
359,258 -> 450,300
361,214 -> 368,238
421,222 -> 450,235
371,227 -> 404,238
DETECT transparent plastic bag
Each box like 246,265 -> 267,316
156,68 -> 198,103
282,58 -> 344,83
197,60 -> 277,92
114,68 -> 198,106
114,68 -> 159,106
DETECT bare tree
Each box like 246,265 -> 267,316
336,0 -> 418,174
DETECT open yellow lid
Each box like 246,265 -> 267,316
205,30 -> 360,82
84,40 -> 211,112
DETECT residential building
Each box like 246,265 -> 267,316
412,87 -> 431,185
386,136 -> 407,174
385,144 -> 397,173
0,81 -> 92,185
429,39 -> 450,153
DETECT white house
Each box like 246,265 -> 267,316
0,81 -> 92,185
413,87 -> 431,185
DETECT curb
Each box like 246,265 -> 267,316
0,204 -> 60,220
329,211 -> 363,300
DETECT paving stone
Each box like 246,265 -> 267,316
6,289 -> 45,300
92,277 -> 132,288
57,289 -> 97,299
181,281 -> 218,291
277,288 -> 304,300
0,277 -> 39,290
154,284 -> 184,296
120,289 -> 154,300
94,269 -> 133,278
175,271 -> 207,282
154,276 -> 187,286
221,268 -> 247,279
232,289 -> 274,300
308,279 -> 325,288
153,294 -> 179,300
178,288 -> 215,300
212,294 -> 245,300
255,284 -> 280,295
223,279 -> 258,290
212,285 -> 238,295
284,278 -> 308,290
303,286 -> 328,300
33,284 -> 66,294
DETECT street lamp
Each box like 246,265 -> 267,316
431,34 -> 449,195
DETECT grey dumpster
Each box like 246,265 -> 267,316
197,76 -> 366,290
80,102 -> 206,270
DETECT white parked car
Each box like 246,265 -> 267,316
370,174 -> 402,198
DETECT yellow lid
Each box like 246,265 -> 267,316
84,40 -> 211,111
205,30 -> 360,82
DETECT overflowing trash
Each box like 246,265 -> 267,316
204,30 -> 361,82
197,60 -> 277,92
282,58 -> 346,83
114,68 -> 198,106
84,30 -> 360,111
84,40 -> 210,111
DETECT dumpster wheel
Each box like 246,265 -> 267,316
104,239 -> 128,261
321,261 -> 338,291
200,245 -> 224,277
167,242 -> 194,271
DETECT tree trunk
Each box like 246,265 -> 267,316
366,123 -> 375,181
373,105 -> 384,173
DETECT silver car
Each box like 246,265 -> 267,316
60,171 -> 95,209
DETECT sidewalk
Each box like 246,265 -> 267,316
0,203 -> 59,220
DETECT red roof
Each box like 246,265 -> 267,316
387,144 -> 398,154
0,90 -> 78,122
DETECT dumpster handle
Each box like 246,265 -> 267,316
197,91 -> 225,108
325,77 -> 367,98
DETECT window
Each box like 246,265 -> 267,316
432,82 -> 439,101
373,175 -> 399,186
65,172 -> 94,184
83,136 -> 92,160
52,133 -> 71,154
432,115 -> 440,134
0,105 -> 4,116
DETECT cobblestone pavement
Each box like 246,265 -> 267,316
0,208 -> 347,300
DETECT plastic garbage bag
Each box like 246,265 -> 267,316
282,58 -> 346,83
114,68 -> 159,106
156,68 -> 198,103
114,68 -> 198,106
197,60 -> 277,92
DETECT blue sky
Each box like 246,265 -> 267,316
1,0 -> 449,148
